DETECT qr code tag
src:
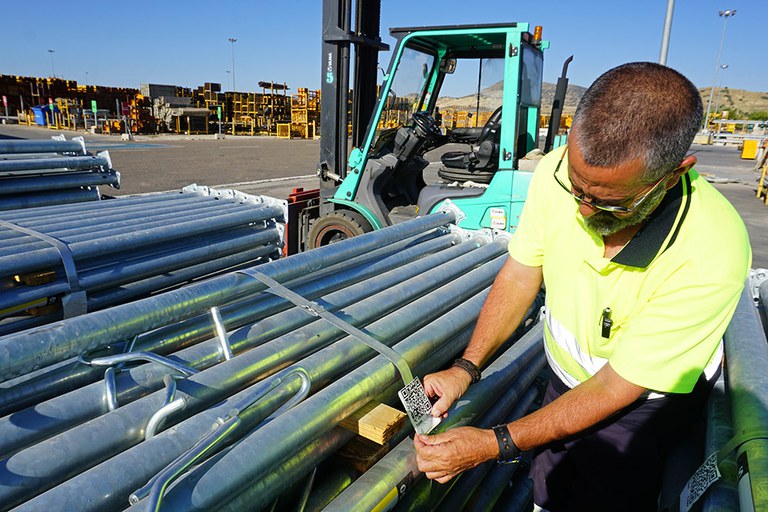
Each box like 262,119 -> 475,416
679,452 -> 721,512
398,378 -> 441,435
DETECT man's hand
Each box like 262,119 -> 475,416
423,366 -> 472,418
414,427 -> 498,483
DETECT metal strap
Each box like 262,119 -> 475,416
0,219 -> 86,318
237,269 -> 414,385
717,429 -> 768,464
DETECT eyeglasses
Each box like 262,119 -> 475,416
552,146 -> 673,214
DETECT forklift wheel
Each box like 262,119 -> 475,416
307,211 -> 373,249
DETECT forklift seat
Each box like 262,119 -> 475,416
440,106 -> 502,172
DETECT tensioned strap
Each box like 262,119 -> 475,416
717,429 -> 768,464
237,269 -> 414,386
0,220 -> 86,317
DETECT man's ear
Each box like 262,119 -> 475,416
674,155 -> 697,176
663,155 -> 696,190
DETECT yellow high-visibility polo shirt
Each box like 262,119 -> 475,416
509,146 -> 751,394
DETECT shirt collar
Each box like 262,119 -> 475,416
611,173 -> 692,268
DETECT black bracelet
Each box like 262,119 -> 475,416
452,357 -> 481,384
491,424 -> 521,465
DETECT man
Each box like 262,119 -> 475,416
414,62 -> 751,511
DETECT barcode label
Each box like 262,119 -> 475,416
679,452 -> 721,512
398,378 -> 441,435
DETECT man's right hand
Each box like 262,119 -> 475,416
423,366 -> 473,418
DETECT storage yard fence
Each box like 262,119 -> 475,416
0,213 -> 766,511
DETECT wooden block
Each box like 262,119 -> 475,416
334,436 -> 390,473
339,402 -> 406,445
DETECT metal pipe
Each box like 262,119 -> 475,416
0,205 -> 285,277
0,232 -> 454,416
323,323 -> 545,512
0,170 -> 119,194
0,212 -> 455,382
0,238 -> 495,466
0,188 -> 99,211
143,368 -> 311,511
0,229 -> 281,315
156,271 -> 513,512
210,307 -> 233,361
723,286 -> 768,511
84,352 -> 199,377
489,467 -> 534,512
15,256 -> 490,511
0,138 -> 85,154
702,373 -> 739,512
658,0 -> 675,65
0,154 -> 111,173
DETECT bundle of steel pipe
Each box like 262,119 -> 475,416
0,136 -> 120,210
0,213 -> 491,510
0,184 -> 286,335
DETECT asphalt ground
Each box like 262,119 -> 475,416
2,123 -> 767,267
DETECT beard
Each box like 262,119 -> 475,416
583,184 -> 667,236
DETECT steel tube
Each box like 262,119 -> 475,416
0,239 -> 492,461
323,323 -> 545,512
0,228 -> 281,314
0,212 -> 455,382
0,205 -> 284,277
0,188 -> 99,211
0,170 -> 119,194
0,139 -> 85,155
16,269 -> 488,511
702,373 -> 739,512
156,270 -> 511,512
723,286 -> 768,511
0,232 -> 454,416
0,155 -> 110,173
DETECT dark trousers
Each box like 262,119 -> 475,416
530,370 -> 717,512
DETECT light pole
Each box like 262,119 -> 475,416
658,0 -> 675,65
713,64 -> 729,125
703,9 -> 736,130
47,49 -> 56,78
228,38 -> 237,91
85,71 -> 89,86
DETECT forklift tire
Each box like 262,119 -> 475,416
307,210 -> 373,249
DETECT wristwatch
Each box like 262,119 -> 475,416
491,424 -> 521,465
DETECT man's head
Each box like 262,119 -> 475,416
566,62 -> 702,236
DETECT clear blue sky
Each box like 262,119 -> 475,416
2,0 -> 765,93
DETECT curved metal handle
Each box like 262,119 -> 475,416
132,367 -> 312,511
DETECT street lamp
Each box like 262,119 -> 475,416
714,64 -> 729,125
703,9 -> 736,129
658,0 -> 675,65
228,37 -> 237,91
47,49 -> 56,78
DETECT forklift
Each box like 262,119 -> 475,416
292,0 -> 569,252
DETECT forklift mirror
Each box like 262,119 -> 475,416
422,63 -> 429,78
439,58 -> 457,74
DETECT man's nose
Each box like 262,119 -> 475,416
579,200 -> 599,217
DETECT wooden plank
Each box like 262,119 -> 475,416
334,436 -> 390,473
339,402 -> 406,445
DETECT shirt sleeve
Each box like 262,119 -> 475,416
507,152 -> 559,267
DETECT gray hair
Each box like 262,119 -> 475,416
571,62 -> 702,183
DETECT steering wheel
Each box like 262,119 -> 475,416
478,106 -> 503,142
411,111 -> 441,139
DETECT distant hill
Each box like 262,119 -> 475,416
437,81 -> 768,119
436,80 -> 586,114
698,87 -> 768,118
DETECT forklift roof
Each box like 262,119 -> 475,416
389,23 -> 523,57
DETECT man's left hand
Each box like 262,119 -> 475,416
414,426 -> 498,483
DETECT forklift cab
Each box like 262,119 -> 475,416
309,23 -> 549,248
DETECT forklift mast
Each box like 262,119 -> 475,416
319,0 -> 388,214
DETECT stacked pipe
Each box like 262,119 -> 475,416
0,213 -> 548,511
695,274 -> 768,512
0,136 -> 120,210
0,184 -> 286,335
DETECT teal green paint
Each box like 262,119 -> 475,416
336,24 -> 528,203
526,106 -> 539,153
498,28 -> 523,173
327,199 -> 384,229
